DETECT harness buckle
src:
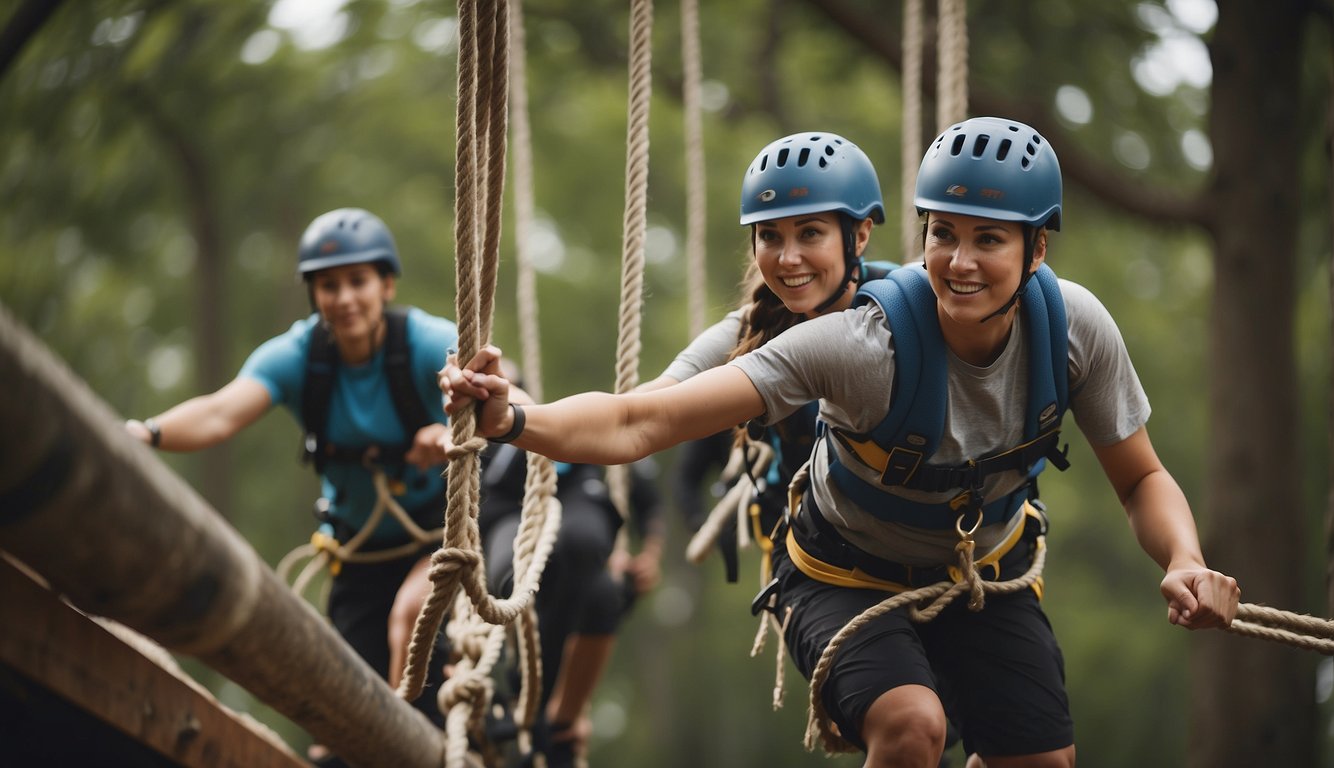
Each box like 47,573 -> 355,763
751,577 -> 781,617
955,507 -> 983,539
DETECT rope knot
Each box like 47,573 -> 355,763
429,547 -> 481,582
446,435 -> 489,461
954,537 -> 985,611
440,671 -> 490,710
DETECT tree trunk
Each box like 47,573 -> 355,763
1191,1 -> 1316,765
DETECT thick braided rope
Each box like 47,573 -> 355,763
935,0 -> 969,130
399,0 -> 524,703
680,0 -> 709,339
397,0 -> 486,702
803,537 -> 1048,754
606,0 -> 655,520
900,0 -> 924,264
1228,603 -> 1334,653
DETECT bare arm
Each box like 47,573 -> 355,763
127,378 -> 272,451
1091,426 -> 1239,629
447,345 -> 764,465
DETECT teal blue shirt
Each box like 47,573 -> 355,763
239,308 -> 459,545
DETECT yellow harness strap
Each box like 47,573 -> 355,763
786,499 -> 1040,596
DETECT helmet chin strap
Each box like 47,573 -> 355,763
812,216 -> 861,315
979,226 -> 1036,324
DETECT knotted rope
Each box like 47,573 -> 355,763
397,7 -> 559,759
803,530 -> 1047,754
604,0 -> 654,522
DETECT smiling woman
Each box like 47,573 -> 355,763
124,207 -> 460,767
444,116 -> 1241,768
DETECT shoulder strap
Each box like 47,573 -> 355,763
302,320 -> 339,472
382,306 -> 433,439
1023,264 -> 1068,438
850,267 -> 948,485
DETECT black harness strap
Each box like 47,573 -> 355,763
302,306 -> 428,473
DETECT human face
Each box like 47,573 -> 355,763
922,212 -> 1044,358
753,212 -> 868,317
309,263 -> 396,359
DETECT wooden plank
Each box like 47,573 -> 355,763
0,556 -> 308,768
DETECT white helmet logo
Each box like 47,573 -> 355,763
759,189 -> 777,202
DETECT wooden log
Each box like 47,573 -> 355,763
0,302 -> 445,768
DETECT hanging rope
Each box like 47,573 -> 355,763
605,0 -> 655,521
397,4 -> 560,745
506,0 -> 563,748
681,0 -> 709,339
935,0 -> 969,130
900,0 -> 924,264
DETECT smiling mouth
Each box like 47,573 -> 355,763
947,280 -> 984,295
781,275 -> 816,288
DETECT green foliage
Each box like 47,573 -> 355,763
1,0 -> 1330,765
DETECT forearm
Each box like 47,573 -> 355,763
510,392 -> 664,465
129,378 -> 270,452
1122,468 -> 1207,572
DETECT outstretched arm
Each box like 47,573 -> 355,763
126,378 -> 271,451
445,345 -> 765,465
1092,426 -> 1239,630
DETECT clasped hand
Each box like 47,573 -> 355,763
438,344 -> 513,439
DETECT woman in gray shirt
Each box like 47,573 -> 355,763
445,117 -> 1239,768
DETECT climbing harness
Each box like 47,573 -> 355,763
301,306 -> 430,475
277,465 -> 445,600
826,263 -> 1069,532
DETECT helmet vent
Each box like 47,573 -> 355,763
949,134 -> 966,156
777,148 -> 790,167
971,135 -> 990,158
797,147 -> 811,167
996,139 -> 1012,161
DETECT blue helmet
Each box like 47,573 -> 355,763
297,208 -> 401,277
739,132 -> 886,226
914,117 -> 1062,231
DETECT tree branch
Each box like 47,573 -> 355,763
800,0 -> 1212,230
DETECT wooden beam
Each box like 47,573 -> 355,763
0,556 -> 308,768
0,302 -> 446,768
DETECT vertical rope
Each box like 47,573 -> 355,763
509,0 -> 543,406
681,0 -> 709,339
400,0 -> 560,705
935,0 -> 969,130
505,0 -> 556,739
606,0 -> 655,519
900,0 -> 924,264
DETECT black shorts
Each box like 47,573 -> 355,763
772,538 -> 1074,757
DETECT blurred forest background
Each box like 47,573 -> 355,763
3,0 -> 1334,766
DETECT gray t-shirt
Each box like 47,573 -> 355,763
662,309 -> 745,382
729,278 -> 1150,565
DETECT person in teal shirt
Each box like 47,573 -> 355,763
126,208 -> 456,764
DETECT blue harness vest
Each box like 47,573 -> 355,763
824,263 -> 1070,531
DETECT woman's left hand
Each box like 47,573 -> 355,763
1161,567 -> 1240,630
